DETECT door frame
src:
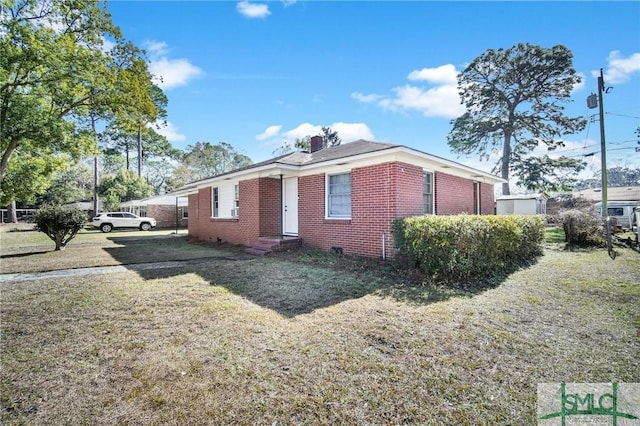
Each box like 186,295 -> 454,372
282,177 -> 298,236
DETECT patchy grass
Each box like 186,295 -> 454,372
544,226 -> 565,243
1,233 -> 638,425
0,228 -> 219,274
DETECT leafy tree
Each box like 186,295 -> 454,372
575,166 -> 640,190
1,0 -> 155,219
114,61 -> 168,177
36,163 -> 94,205
98,170 -> 154,211
34,205 -> 88,251
169,142 -> 252,188
447,43 -> 587,194
1,148 -> 68,215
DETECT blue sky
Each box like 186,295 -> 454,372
106,1 -> 640,182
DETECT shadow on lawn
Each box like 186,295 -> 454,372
0,250 -> 50,259
103,234 -> 516,318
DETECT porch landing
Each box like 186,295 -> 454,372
244,236 -> 302,256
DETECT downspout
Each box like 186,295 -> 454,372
280,174 -> 284,239
382,232 -> 386,260
175,196 -> 179,234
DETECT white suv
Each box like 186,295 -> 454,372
92,212 -> 157,233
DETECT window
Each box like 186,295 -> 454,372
212,187 -> 219,217
423,172 -> 433,214
608,207 -> 624,216
327,173 -> 351,218
181,207 -> 188,219
233,184 -> 240,216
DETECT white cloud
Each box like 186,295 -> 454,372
572,72 -> 586,94
257,122 -> 374,147
149,58 -> 203,90
256,125 -> 282,141
152,120 -> 186,142
350,92 -> 383,103
237,1 -> 271,19
598,51 -> 640,84
144,40 -> 169,56
381,84 -> 465,119
353,64 -> 464,119
330,122 -> 375,142
282,123 -> 320,141
407,64 -> 458,85
143,40 -> 203,90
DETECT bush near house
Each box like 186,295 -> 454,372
392,214 -> 545,281
558,209 -> 606,247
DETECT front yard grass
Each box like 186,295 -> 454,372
1,230 -> 638,425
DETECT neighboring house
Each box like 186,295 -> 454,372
65,200 -> 103,220
496,194 -> 547,215
572,186 -> 640,202
120,195 -> 188,228
174,138 -> 504,258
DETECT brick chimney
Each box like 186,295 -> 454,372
310,135 -> 324,153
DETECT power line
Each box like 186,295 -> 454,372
606,112 -> 640,119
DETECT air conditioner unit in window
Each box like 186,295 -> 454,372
231,208 -> 239,218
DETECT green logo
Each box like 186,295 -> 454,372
538,382 -> 639,425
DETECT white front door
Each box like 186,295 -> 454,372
283,177 -> 298,235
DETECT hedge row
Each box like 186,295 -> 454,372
392,214 -> 546,281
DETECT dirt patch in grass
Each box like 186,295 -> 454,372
1,234 -> 638,425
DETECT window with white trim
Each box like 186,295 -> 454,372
327,173 -> 351,218
233,184 -> 240,217
423,172 -> 433,214
211,187 -> 219,217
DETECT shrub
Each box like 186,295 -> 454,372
34,205 -> 88,251
559,209 -> 606,247
392,214 -> 545,282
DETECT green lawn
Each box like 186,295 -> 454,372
1,229 -> 638,425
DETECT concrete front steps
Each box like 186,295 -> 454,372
244,236 -> 302,256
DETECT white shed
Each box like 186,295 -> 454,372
496,194 -> 547,215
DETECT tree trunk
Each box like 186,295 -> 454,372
6,200 -> 18,223
501,133 -> 512,195
93,155 -> 99,216
0,138 -> 20,185
92,116 -> 99,216
137,125 -> 143,177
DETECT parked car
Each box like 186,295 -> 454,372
92,212 -> 156,233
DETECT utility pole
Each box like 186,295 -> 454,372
587,68 -> 608,218
597,68 -> 608,218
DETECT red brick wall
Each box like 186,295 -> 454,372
189,163 -> 496,257
146,205 -> 187,228
435,172 -> 474,215
480,182 -> 495,214
188,177 -> 281,246
299,162 -> 425,257
434,172 -> 495,215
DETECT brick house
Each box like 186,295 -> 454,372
177,138 -> 504,258
120,195 -> 188,229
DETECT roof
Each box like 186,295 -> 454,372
572,186 -> 640,202
280,140 -> 399,165
120,194 -> 188,207
170,139 -> 505,196
496,193 -> 547,201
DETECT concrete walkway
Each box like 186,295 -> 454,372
0,257 -> 242,283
